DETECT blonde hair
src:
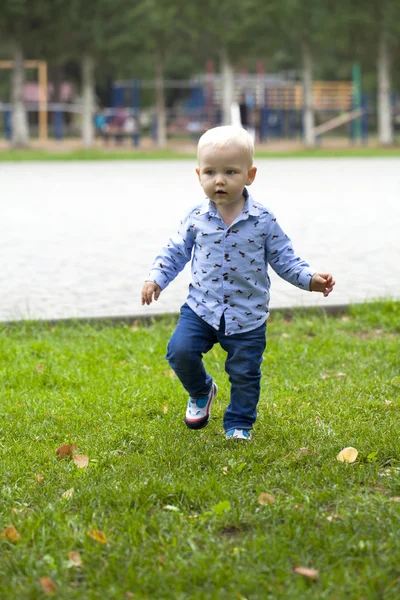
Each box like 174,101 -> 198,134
197,126 -> 254,166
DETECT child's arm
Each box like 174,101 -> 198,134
141,212 -> 194,305
265,213 -> 334,295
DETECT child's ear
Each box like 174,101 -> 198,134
247,166 -> 257,185
195,168 -> 200,180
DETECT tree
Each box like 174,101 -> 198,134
273,0 -> 341,147
344,0 -> 400,146
111,0 -> 199,147
0,0 -> 48,147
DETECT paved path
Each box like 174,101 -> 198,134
1,159 -> 399,322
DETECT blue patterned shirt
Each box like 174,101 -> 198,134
147,190 -> 316,335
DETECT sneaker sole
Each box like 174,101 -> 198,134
184,383 -> 218,430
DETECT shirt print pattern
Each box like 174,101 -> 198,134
147,191 -> 316,335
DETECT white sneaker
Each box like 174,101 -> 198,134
184,382 -> 218,430
225,428 -> 252,441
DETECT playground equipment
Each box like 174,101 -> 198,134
1,61 -> 397,145
0,60 -> 48,141
112,74 -> 373,145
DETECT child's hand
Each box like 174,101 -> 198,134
310,273 -> 335,297
141,282 -> 162,305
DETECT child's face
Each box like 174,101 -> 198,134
196,144 -> 257,208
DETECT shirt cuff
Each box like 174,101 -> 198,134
147,270 -> 168,291
299,268 -> 316,291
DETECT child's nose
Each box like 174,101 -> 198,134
215,172 -> 225,184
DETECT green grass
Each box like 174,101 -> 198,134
1,301 -> 399,599
1,146 -> 400,161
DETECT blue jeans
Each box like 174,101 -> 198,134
166,304 -> 266,431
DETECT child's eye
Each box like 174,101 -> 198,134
226,170 -> 236,175
205,169 -> 214,175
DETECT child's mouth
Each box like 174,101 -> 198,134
216,190 -> 227,194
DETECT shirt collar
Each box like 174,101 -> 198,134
199,188 -> 259,217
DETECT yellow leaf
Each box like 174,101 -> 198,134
293,566 -> 319,580
36,474 -> 44,484
1,524 -> 21,543
163,404 -> 168,414
258,492 -> 275,505
336,447 -> 358,463
385,400 -> 392,407
67,550 -> 83,567
35,364 -> 45,373
62,488 -> 74,499
39,577 -> 57,596
73,454 -> 89,468
88,529 -> 107,544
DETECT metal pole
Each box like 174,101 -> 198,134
352,63 -> 362,143
37,61 -> 48,142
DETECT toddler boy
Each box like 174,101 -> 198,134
141,126 -> 335,440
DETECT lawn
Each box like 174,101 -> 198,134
1,146 -> 400,161
1,301 -> 399,599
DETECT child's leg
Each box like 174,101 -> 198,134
218,321 -> 266,431
166,304 -> 217,398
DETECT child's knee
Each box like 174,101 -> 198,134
166,337 -> 193,368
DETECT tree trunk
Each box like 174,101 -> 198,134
81,54 -> 95,148
11,45 -> 29,148
377,31 -> 393,146
155,48 -> 167,147
220,49 -> 234,126
301,40 -> 315,148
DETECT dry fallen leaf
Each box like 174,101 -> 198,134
68,550 -> 83,567
62,488 -> 74,499
1,524 -> 21,543
322,372 -> 346,380
389,497 -> 400,503
222,466 -> 229,475
35,364 -> 45,373
336,447 -> 358,463
258,492 -> 275,505
327,514 -> 340,522
56,444 -> 77,459
385,400 -> 392,407
163,369 -> 175,378
163,404 -> 168,414
35,474 -> 44,484
124,593 -> 135,599
39,577 -> 57,596
293,566 -> 319,580
72,454 -> 89,468
88,529 -> 107,544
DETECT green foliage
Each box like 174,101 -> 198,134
0,302 -> 399,598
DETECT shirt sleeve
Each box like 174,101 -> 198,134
146,211 -> 194,290
265,212 -> 316,291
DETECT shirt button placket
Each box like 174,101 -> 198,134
222,230 -> 230,309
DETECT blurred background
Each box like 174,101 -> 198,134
1,0 -> 400,150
